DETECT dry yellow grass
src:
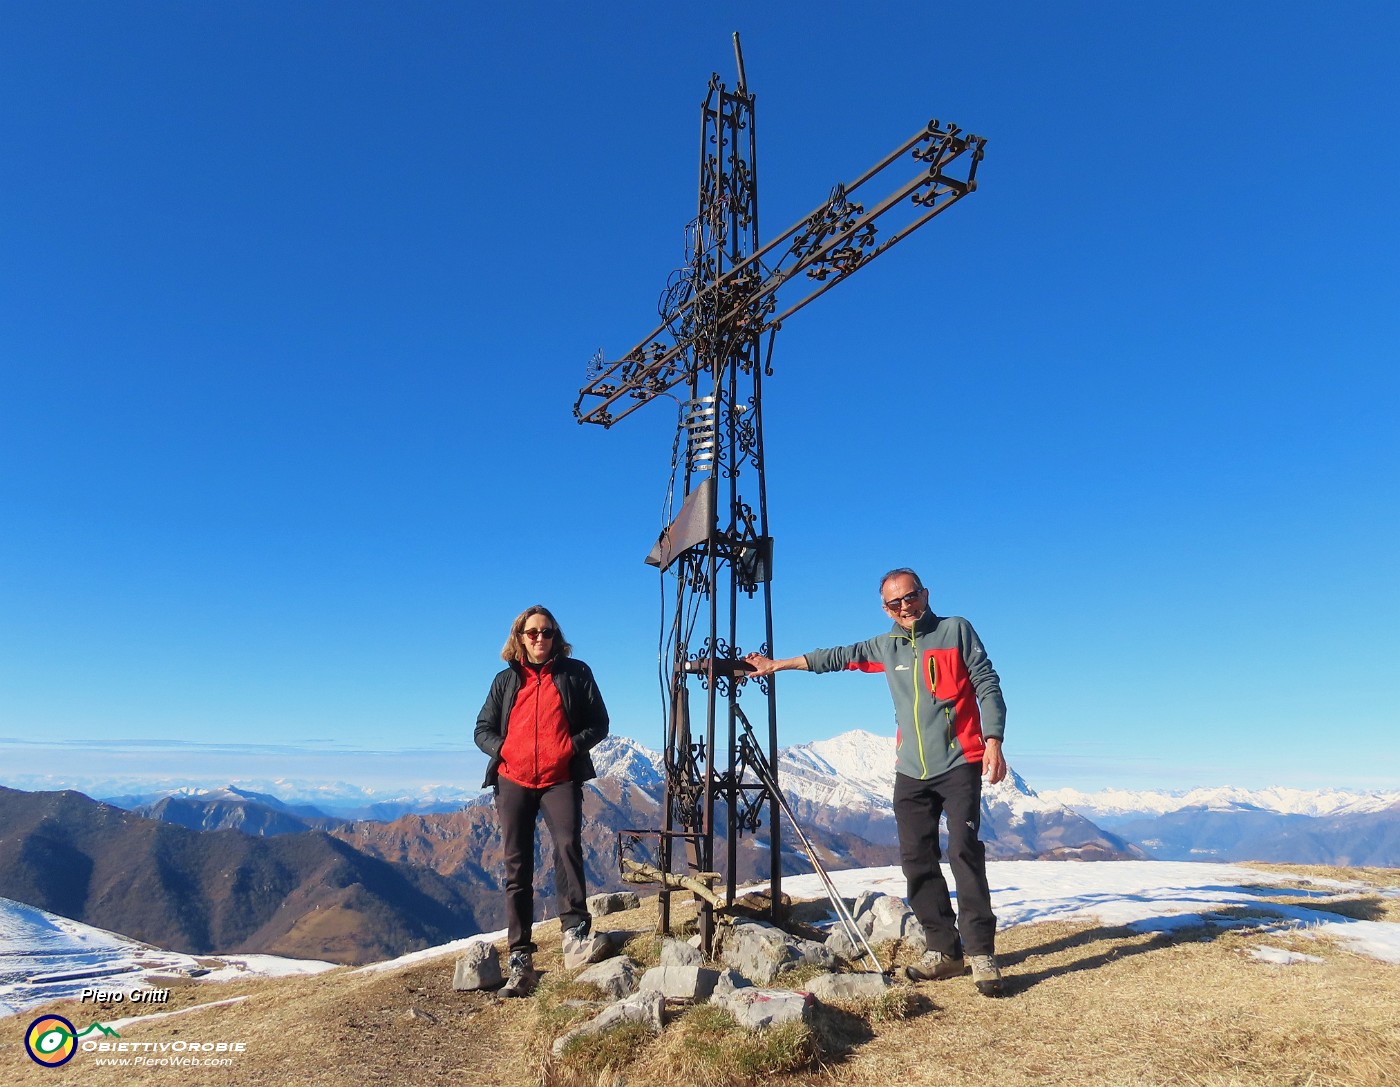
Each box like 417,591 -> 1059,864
1239,863 -> 1400,923
4,864 -> 1396,1087
1240,863 -> 1400,891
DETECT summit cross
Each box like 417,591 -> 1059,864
574,34 -> 986,948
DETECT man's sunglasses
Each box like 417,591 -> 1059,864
522,627 -> 557,640
883,590 -> 924,611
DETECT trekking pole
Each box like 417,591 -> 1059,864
733,705 -> 886,974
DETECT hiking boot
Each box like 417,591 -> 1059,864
970,954 -> 1004,997
561,921 -> 590,944
501,950 -> 536,998
904,950 -> 966,982
561,922 -> 610,969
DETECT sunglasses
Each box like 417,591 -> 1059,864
522,627 -> 557,640
882,590 -> 924,611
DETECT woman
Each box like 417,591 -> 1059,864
474,604 -> 609,997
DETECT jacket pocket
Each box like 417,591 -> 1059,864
925,647 -> 965,700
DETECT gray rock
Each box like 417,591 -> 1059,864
805,971 -> 892,1004
660,937 -> 704,968
587,891 -> 642,917
451,941 -> 504,991
713,986 -> 813,1030
712,967 -> 751,999
721,919 -> 836,983
867,895 -> 919,945
576,956 -> 641,1001
551,989 -> 665,1057
852,891 -> 883,929
825,925 -> 861,961
789,936 -> 837,973
826,922 -> 891,968
638,964 -> 719,1002
720,919 -> 797,984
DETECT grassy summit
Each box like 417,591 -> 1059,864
6,863 -> 1398,1087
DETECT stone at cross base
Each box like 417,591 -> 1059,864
451,941 -> 504,992
711,985 -> 814,1030
576,956 -> 642,1000
720,918 -> 836,984
804,971 -> 891,1003
550,988 -> 666,1057
639,963 -> 720,1002
587,890 -> 642,917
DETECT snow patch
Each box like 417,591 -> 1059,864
1249,946 -> 1325,966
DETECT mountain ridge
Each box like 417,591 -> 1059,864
0,786 -> 481,965
1040,784 -> 1400,818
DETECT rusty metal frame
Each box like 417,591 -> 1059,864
578,36 -> 985,953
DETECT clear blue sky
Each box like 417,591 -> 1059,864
3,2 -> 1397,795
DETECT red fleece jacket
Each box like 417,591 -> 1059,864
498,660 -> 574,788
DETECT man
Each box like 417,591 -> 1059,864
745,567 -> 1007,997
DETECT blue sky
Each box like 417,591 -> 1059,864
2,2 -> 1397,796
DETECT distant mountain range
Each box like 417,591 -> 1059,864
1039,785 -> 1400,819
78,745 -> 1397,867
776,730 -> 1145,860
0,786 -> 480,965
1039,785 -> 1400,866
93,732 -> 1144,863
130,786 -> 346,835
0,732 -> 1141,962
99,781 -> 476,822
314,732 -> 1142,936
3,731 -> 1391,965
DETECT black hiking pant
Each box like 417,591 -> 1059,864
496,776 -> 589,953
893,763 -> 997,958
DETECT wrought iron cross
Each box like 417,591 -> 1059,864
575,35 -> 985,947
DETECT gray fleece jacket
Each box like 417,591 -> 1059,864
804,612 -> 1005,780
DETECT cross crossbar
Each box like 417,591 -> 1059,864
574,120 -> 985,428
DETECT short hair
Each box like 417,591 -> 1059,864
500,604 -> 574,663
878,567 -> 924,595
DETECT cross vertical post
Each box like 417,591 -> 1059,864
652,62 -> 781,948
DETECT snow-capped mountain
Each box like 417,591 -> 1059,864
780,729 -> 896,799
589,734 -> 667,791
778,729 -> 1093,822
1038,785 -> 1400,819
128,785 -> 350,836
102,780 -> 482,821
775,732 -> 1143,859
577,732 -> 1138,861
1037,786 -> 1400,866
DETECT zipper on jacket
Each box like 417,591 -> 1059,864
530,670 -> 540,784
909,627 -> 928,776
